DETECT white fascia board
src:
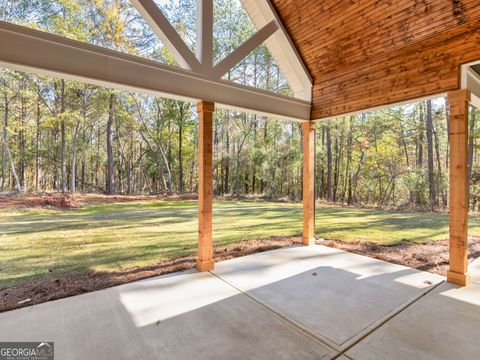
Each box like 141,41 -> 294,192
461,61 -> 480,109
240,0 -> 312,101
0,22 -> 310,122
312,93 -> 447,122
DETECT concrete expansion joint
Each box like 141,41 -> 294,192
209,271 -> 340,352
210,267 -> 445,360
330,279 -> 445,360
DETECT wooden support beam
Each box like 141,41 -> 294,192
197,101 -> 215,271
447,89 -> 471,286
302,121 -> 316,245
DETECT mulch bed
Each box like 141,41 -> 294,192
323,237 -> 480,275
0,237 -> 301,313
2,236 -> 479,313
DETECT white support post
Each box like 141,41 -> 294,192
196,0 -> 214,74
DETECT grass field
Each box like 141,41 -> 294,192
1,200 -> 480,287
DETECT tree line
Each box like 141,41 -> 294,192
318,101 -> 480,211
1,0 -> 480,211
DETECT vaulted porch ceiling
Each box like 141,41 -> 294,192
269,0 -> 480,120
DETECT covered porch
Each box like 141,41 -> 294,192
1,245 -> 479,359
0,0 -> 477,285
1,0 -> 480,358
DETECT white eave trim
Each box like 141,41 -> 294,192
461,61 -> 480,109
240,0 -> 312,101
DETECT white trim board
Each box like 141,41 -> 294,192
240,0 -> 312,101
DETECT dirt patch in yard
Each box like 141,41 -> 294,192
2,236 -> 480,313
0,193 -> 198,210
0,237 -> 301,313
0,193 -> 297,210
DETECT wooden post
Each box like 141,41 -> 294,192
302,121 -> 316,245
197,100 -> 215,271
447,90 -> 471,286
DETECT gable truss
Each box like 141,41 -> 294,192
0,0 -> 312,121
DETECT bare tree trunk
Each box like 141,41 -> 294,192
234,114 -> 254,196
19,85 -> 26,190
224,112 -> 230,194
71,121 -> 80,193
319,125 -> 325,198
416,103 -> 425,206
106,92 -> 115,195
81,159 -> 86,193
426,100 -> 436,210
326,126 -> 333,201
346,117 -> 353,204
417,103 -> 424,168
1,91 -> 8,192
333,124 -> 344,202
178,103 -> 184,192
60,79 -> 66,193
35,85 -> 41,192
433,124 -> 445,207
444,96 -> 450,207
95,127 -> 100,190
0,136 -> 21,193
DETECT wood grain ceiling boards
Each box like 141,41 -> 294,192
270,0 -> 480,119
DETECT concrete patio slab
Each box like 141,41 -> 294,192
469,257 -> 480,284
346,282 -> 480,360
0,270 -> 333,360
212,245 -> 443,350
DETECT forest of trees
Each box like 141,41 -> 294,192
1,0 -> 480,211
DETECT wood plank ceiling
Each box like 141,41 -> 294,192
270,0 -> 480,119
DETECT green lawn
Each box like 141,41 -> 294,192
1,200 -> 480,287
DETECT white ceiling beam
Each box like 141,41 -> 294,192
212,20 -> 279,79
0,22 -> 310,121
130,0 -> 201,72
196,0 -> 213,74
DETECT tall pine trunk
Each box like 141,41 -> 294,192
416,103 -> 424,206
2,96 -> 21,193
35,86 -> 41,192
426,100 -> 436,210
60,79 -> 66,193
224,113 -> 230,194
178,104 -> 184,192
106,92 -> 116,195
71,121 -> 80,193
326,126 -> 333,201
1,92 -> 7,192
